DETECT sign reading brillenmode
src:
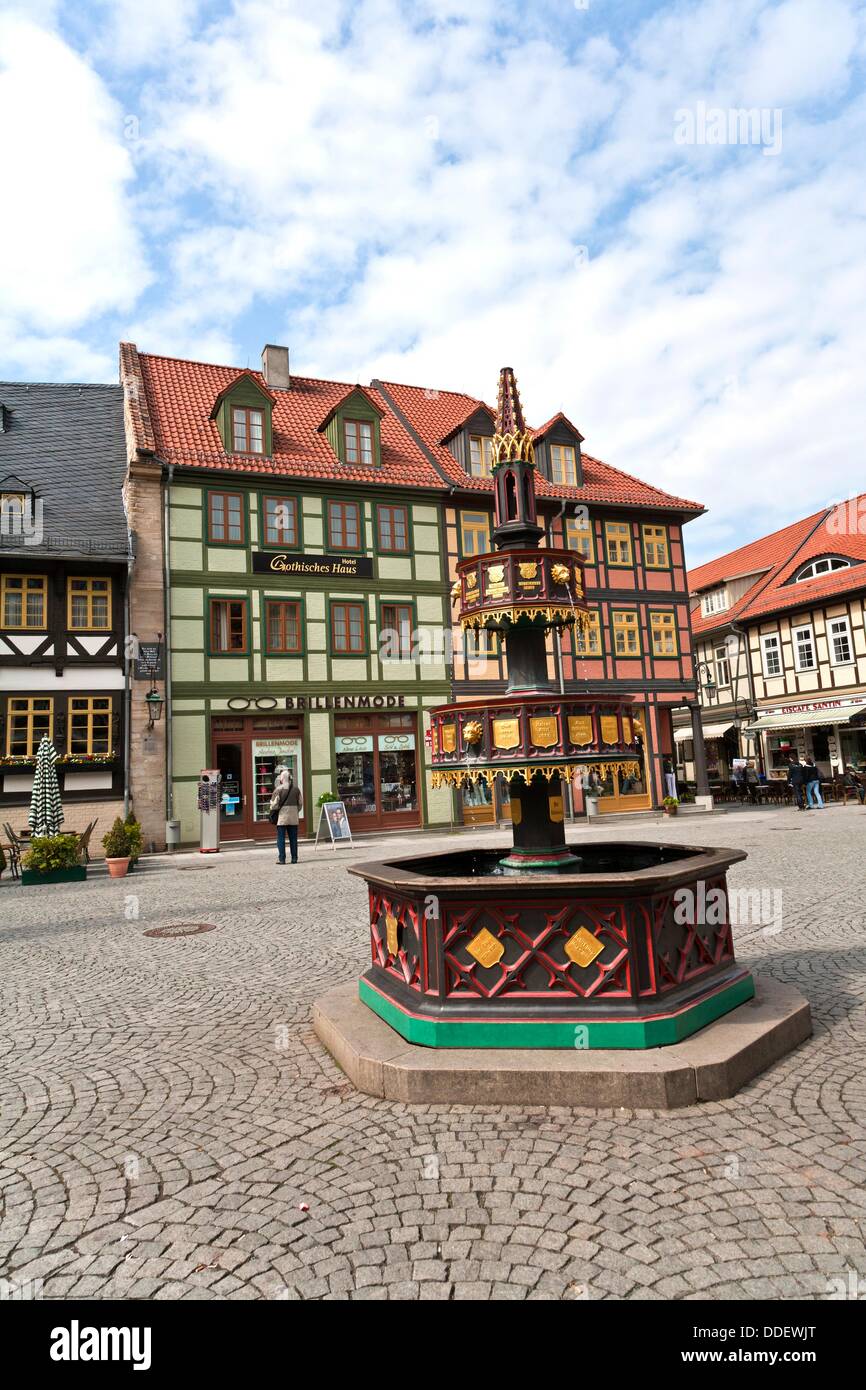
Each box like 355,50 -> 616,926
252,551 -> 374,578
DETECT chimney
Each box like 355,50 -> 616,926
261,344 -> 290,390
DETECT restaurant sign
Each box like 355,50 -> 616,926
252,551 -> 374,579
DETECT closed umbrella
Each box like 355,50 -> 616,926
28,736 -> 64,837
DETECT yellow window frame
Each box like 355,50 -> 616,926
642,524 -> 670,569
6,696 -> 53,756
565,517 -> 594,562
650,610 -> 678,656
612,609 -> 640,656
67,576 -> 112,631
469,436 -> 494,478
1,573 -> 47,630
550,444 -> 578,485
605,521 -> 633,567
460,510 -> 491,557
575,609 -> 601,655
68,696 -> 113,755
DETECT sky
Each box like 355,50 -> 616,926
1,0 -> 864,565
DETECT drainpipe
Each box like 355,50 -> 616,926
123,530 -> 134,817
162,463 -> 174,822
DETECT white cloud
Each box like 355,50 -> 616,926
0,16 -> 150,353
2,0 -> 865,569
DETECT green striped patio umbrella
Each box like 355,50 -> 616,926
28,736 -> 64,837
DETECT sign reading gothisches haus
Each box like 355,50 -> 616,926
252,551 -> 374,578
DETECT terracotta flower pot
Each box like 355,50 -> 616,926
106,856 -> 130,878
664,805 -> 678,816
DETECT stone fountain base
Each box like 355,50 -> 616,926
313,975 -> 811,1108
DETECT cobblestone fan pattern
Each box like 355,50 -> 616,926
1,808 -> 864,1301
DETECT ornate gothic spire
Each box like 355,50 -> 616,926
492,367 -> 535,466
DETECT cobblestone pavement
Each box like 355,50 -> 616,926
1,805 -> 864,1302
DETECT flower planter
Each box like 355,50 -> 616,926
663,806 -> 678,817
21,866 -> 87,886
105,857 -> 130,879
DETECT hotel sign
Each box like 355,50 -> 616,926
252,551 -> 374,579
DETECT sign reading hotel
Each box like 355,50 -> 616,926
252,551 -> 374,579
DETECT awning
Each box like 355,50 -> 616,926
744,703 -> 866,733
672,721 -> 733,743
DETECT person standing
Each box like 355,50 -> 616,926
270,766 -> 303,864
803,758 -> 824,810
745,761 -> 759,805
663,756 -> 677,801
787,757 -> 806,810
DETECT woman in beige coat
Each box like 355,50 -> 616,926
271,766 -> 303,864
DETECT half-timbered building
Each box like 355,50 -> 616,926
0,383 -> 129,834
676,498 -> 866,783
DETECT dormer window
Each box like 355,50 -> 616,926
701,587 -> 728,617
794,556 -> 852,582
232,407 -> 264,454
1,493 -> 25,523
210,372 -> 275,457
469,436 -> 494,478
344,419 -> 374,467
550,444 -> 578,485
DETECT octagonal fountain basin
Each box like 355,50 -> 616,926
350,841 -> 754,1049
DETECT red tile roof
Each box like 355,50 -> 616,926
532,411 -> 584,444
377,380 -> 704,514
120,346 -> 705,513
687,501 -> 866,634
126,350 -> 445,490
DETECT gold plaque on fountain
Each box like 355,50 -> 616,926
510,796 -> 522,825
493,718 -> 520,750
466,569 -> 479,590
529,716 -> 558,748
549,795 -> 564,823
518,562 -> 539,584
564,927 -> 604,968
622,716 -> 632,742
568,715 -> 593,746
441,723 -> 457,753
600,716 -> 620,745
485,563 -> 507,597
467,927 -> 505,969
385,912 -> 399,956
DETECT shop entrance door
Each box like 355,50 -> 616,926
214,740 -> 251,839
598,707 -> 652,813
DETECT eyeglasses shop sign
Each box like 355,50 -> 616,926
252,551 -> 374,578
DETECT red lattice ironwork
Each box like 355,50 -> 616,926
368,889 -> 422,990
441,898 -> 630,1001
650,877 -> 734,995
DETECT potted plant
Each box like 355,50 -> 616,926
124,812 -> 143,870
662,795 -> 679,816
102,817 -> 132,878
21,834 -> 87,885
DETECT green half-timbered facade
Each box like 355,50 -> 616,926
121,343 -> 453,847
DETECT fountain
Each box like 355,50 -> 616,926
314,370 -> 811,1102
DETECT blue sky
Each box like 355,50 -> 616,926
1,0 -> 865,564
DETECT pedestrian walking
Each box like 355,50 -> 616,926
270,766 -> 303,864
803,759 -> 824,810
786,757 -> 806,810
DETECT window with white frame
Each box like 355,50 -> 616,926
793,623 -> 816,671
794,556 -> 852,582
714,645 -> 731,687
761,633 -> 782,677
701,587 -> 728,617
828,616 -> 853,665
